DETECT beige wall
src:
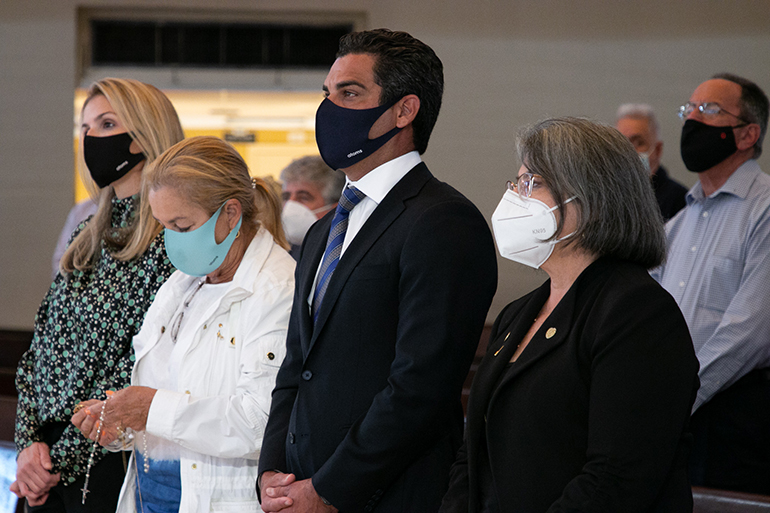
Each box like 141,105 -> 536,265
2,0 -> 769,329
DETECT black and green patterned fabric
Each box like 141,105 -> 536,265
15,195 -> 174,485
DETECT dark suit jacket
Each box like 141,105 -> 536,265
652,165 -> 688,222
259,162 -> 498,512
441,258 -> 699,513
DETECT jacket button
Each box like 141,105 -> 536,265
191,463 -> 197,469
161,326 -> 165,334
288,433 -> 295,444
267,352 -> 275,360
302,370 -> 313,381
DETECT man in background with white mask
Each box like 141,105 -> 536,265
615,103 -> 687,221
280,155 -> 344,220
281,155 -> 345,260
651,73 -> 770,494
259,28 -> 497,513
279,156 -> 345,257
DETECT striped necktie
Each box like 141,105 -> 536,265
312,186 -> 366,323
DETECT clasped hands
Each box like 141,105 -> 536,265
261,471 -> 338,513
10,442 -> 59,506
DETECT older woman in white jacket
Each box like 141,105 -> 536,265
72,136 -> 295,513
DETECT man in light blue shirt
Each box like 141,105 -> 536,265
652,73 -> 770,494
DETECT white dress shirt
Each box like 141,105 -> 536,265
308,151 -> 422,306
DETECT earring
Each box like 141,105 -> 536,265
235,230 -> 240,239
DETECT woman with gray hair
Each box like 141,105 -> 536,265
441,117 -> 699,512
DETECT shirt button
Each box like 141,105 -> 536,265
203,324 -> 207,329
679,281 -> 685,287
161,326 -> 166,334
702,211 -> 709,218
191,463 -> 197,469
302,370 -> 313,381
691,246 -> 697,252
288,433 -> 295,444
185,390 -> 191,394
267,352 -> 275,360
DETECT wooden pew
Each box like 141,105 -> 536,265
693,486 -> 770,512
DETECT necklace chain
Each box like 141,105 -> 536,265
81,394 -> 110,504
170,278 -> 206,342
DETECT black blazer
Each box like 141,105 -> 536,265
259,163 -> 498,512
441,258 -> 699,513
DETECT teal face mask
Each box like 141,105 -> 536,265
164,202 -> 243,277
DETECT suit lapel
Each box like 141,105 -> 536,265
296,214 -> 331,356
469,284 -> 549,420
308,163 -> 432,353
488,277 -> 580,411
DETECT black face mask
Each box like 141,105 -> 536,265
680,119 -> 741,173
84,132 -> 146,188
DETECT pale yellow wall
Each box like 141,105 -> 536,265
2,0 -> 770,329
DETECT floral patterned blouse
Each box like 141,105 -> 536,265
15,195 -> 174,485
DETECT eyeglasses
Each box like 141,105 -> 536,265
506,172 -> 544,200
677,102 -> 748,123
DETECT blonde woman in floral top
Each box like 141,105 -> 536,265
12,78 -> 184,513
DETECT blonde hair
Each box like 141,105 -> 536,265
61,78 -> 184,274
140,136 -> 289,250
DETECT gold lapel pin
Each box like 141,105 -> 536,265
545,327 -> 557,339
494,332 -> 512,356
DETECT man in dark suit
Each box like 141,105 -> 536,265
258,29 -> 498,512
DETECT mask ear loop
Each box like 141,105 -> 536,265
311,204 -> 336,216
547,196 -> 578,244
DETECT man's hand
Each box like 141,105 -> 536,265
260,471 -> 296,512
13,442 -> 60,505
264,476 -> 338,513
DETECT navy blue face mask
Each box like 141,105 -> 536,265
315,98 -> 402,170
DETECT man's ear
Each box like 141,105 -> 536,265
735,123 -> 761,152
653,140 -> 663,158
395,95 -> 420,128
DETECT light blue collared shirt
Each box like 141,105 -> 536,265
651,159 -> 770,411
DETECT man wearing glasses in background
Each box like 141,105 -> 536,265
651,73 -> 770,495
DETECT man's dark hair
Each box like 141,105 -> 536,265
712,72 -> 769,158
337,28 -> 444,154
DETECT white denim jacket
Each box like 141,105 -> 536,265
115,228 -> 295,513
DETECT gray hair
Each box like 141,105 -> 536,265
616,103 -> 659,137
711,72 -> 769,158
279,155 -> 346,204
517,117 -> 666,269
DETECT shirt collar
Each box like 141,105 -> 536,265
346,151 -> 422,205
686,159 -> 762,204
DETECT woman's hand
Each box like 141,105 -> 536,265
71,387 -> 157,446
11,442 -> 60,506
70,398 -> 103,441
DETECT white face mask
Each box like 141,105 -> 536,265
490,189 -> 575,269
282,200 -> 319,246
638,151 -> 651,173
